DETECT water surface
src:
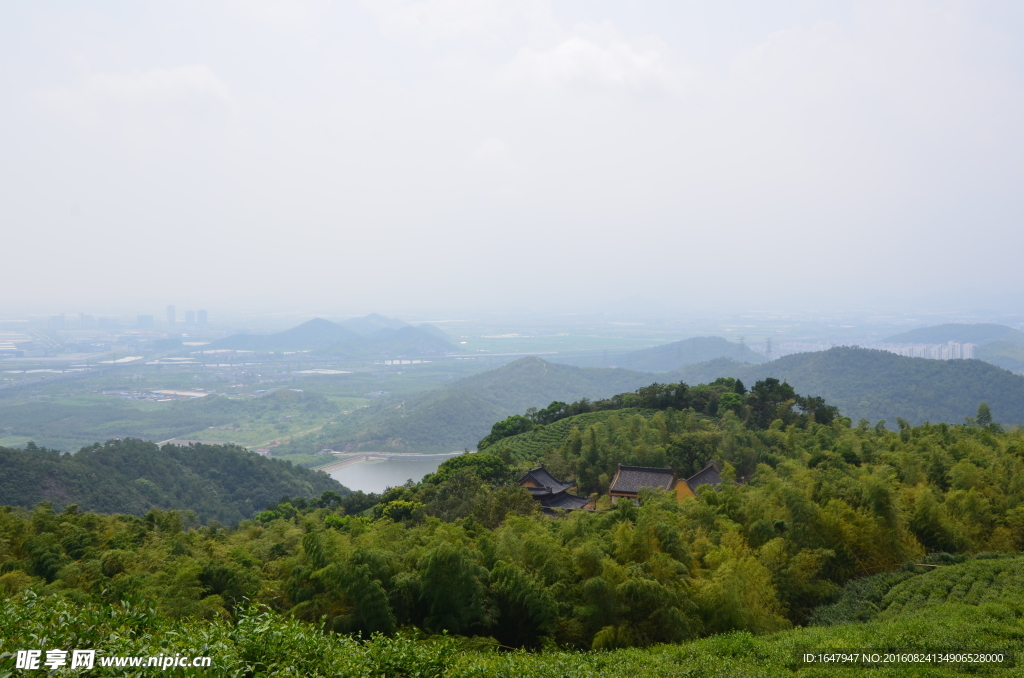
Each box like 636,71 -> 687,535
329,454 -> 460,494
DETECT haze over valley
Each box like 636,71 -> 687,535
4,2 -> 1024,673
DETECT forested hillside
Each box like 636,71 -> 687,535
5,374 -> 1024,675
280,357 -> 657,454
3,573 -> 1023,677
3,378 -> 1024,663
0,439 -> 346,524
668,347 -> 1024,426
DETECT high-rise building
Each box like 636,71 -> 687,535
197,309 -> 208,327
166,305 -> 176,327
185,310 -> 195,325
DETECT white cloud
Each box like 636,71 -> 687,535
475,137 -> 508,162
360,0 -> 553,47
5,1 -> 1024,308
504,21 -> 685,94
36,65 -> 231,123
227,0 -> 324,30
33,65 -> 233,149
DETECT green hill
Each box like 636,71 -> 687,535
0,439 -> 345,524
885,322 -> 1024,346
669,347 -> 1024,425
6,398 -> 1024,671
281,357 -> 658,454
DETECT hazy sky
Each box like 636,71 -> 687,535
3,1 -> 1023,315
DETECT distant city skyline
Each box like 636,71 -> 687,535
880,341 -> 977,361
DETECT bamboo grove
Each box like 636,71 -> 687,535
2,378 -> 1024,653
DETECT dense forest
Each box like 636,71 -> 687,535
0,439 -> 346,524
4,373 -> 1024,673
669,347 -> 1024,426
4,554 -> 1021,677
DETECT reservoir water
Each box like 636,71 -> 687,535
328,453 -> 461,494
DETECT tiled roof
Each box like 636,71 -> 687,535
541,493 -> 590,510
609,465 -> 675,494
518,466 -> 574,497
686,461 -> 722,492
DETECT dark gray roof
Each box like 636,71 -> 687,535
541,493 -> 590,510
609,465 -> 675,494
518,466 -> 574,498
686,461 -> 722,492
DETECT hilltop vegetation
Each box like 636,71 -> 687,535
0,439 -> 346,524
280,357 -> 657,454
886,322 -> 1024,346
478,376 -> 840,480
668,347 -> 1024,426
7,379 -> 1024,644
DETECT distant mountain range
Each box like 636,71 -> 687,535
612,336 -> 766,371
883,323 -> 1024,373
553,336 -> 765,371
208,315 -> 453,357
280,346 -> 1024,454
282,357 -> 658,454
668,347 -> 1024,426
978,342 -> 1024,373
885,323 -> 1024,346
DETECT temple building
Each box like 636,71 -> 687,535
609,461 -> 723,503
518,466 -> 590,511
